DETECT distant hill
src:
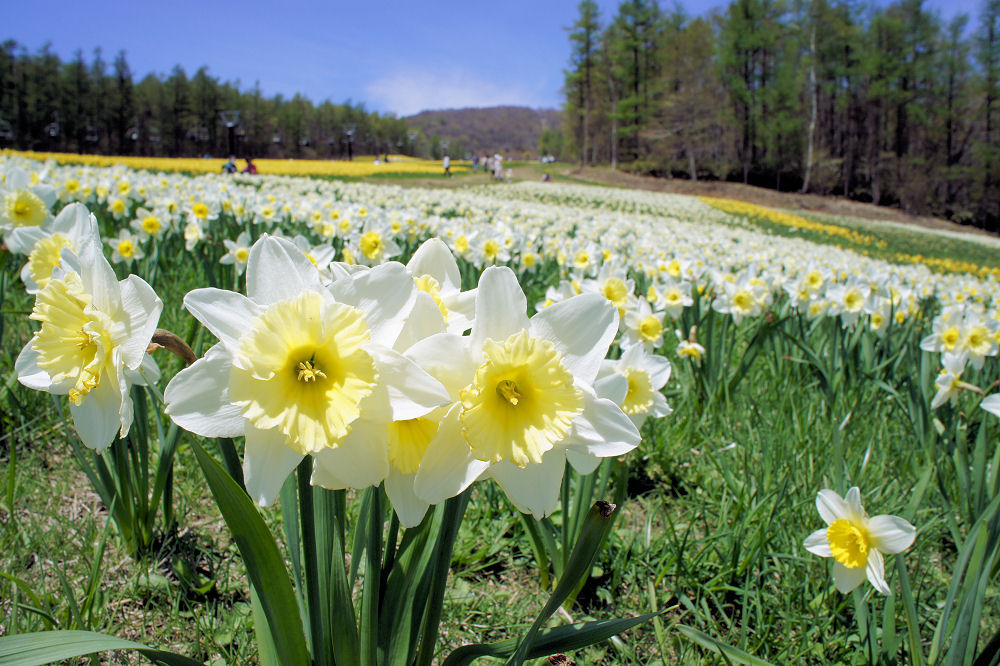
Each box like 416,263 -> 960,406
405,106 -> 561,157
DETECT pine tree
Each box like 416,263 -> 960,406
565,0 -> 601,166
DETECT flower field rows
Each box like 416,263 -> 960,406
1,152 -> 1000,664
2,149 -> 467,178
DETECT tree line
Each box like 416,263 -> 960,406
0,42 -> 458,162
562,0 -> 1000,231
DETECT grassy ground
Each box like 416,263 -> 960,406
1,169 -> 998,664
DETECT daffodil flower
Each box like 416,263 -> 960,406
595,344 -> 672,428
16,211 -> 163,450
410,266 -> 640,519
982,393 -> 1000,418
1,167 -> 57,254
804,487 -> 915,594
403,238 -> 477,337
19,203 -> 97,294
164,235 -> 450,506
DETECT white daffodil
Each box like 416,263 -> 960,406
107,228 -> 145,265
595,344 -> 672,428
981,393 -> 1000,418
404,238 -> 477,336
16,212 -> 163,450
164,235 -> 450,506
712,273 -> 766,324
804,487 -> 915,594
1,167 -> 57,254
622,298 -> 666,349
932,351 -> 978,409
130,207 -> 170,242
410,266 -> 640,519
20,203 -> 99,294
220,231 -> 253,275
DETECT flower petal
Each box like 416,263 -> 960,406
244,424 -> 305,506
402,333 -> 477,398
816,489 -> 848,525
15,341 -> 55,392
868,514 -> 915,554
982,394 -> 1000,418
832,561 -> 866,593
117,275 -> 163,370
368,346 -> 451,421
804,528 -> 832,557
563,390 -> 639,457
246,235 -> 323,306
330,262 -> 416,349
413,405 -> 489,505
566,448 -> 601,474
394,293 -> 446,352
385,468 -> 431,528
164,344 -> 246,438
407,238 -> 462,291
310,419 -> 389,490
470,266 -> 529,351
487,449 -> 566,519
530,293 -> 617,386
865,549 -> 890,594
845,487 -> 866,523
69,368 -> 123,451
183,288 -> 263,352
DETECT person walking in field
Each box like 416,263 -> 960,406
443,154 -> 451,178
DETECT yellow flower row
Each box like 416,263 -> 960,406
890,253 -> 1000,280
700,196 -> 1000,278
2,149 -> 466,178
700,196 -> 887,249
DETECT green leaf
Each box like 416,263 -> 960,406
675,625 -> 776,666
507,500 -> 618,666
442,612 -> 662,666
191,442 -> 311,666
0,630 -> 203,666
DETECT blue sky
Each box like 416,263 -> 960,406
5,0 -> 982,117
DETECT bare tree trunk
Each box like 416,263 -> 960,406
801,24 -> 817,193
687,147 -> 697,181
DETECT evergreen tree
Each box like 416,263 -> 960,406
565,0 -> 602,166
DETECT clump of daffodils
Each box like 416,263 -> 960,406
804,487 -> 915,594
16,208 -> 162,450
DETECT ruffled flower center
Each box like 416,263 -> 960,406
460,330 -> 583,467
827,518 -> 870,569
229,291 -> 377,455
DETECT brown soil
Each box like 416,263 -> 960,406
553,166 -> 998,238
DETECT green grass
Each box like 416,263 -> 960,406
2,174 -> 999,664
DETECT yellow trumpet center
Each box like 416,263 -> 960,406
827,518 -> 871,569
4,189 -> 47,228
460,330 -> 583,467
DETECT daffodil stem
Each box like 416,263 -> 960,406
508,501 -> 618,666
297,459 -> 332,666
416,490 -> 471,666
217,438 -> 245,494
360,486 -> 384,666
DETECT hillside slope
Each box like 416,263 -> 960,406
406,106 -> 560,156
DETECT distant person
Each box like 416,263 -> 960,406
542,173 -> 552,182
222,155 -> 237,174
243,157 -> 258,175
472,154 -> 479,171
443,154 -> 451,177
383,153 -> 390,163
493,153 -> 503,181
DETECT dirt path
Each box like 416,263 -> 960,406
528,165 -> 997,239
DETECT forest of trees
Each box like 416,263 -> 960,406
0,42 -> 453,162
562,0 -> 1000,231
